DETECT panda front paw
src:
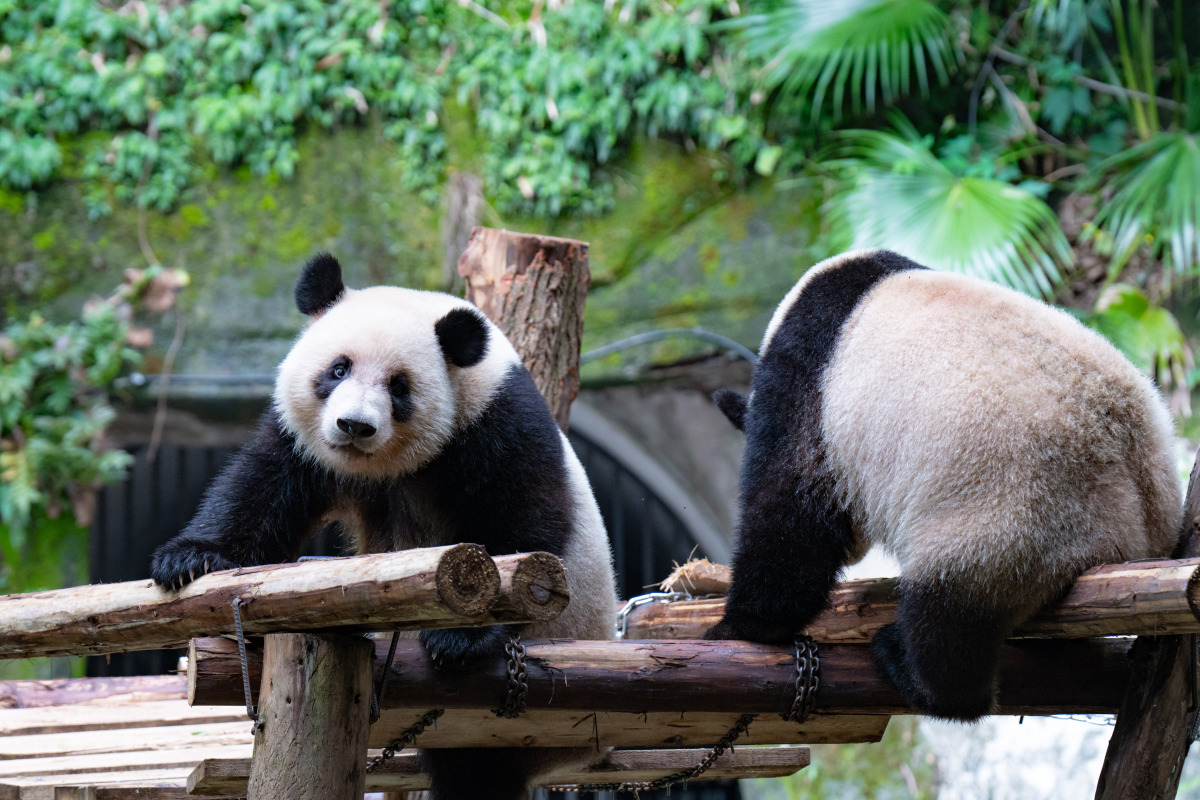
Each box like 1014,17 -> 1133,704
150,540 -> 238,591
420,626 -> 507,669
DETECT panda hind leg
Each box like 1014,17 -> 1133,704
872,581 -> 1011,722
421,748 -> 533,800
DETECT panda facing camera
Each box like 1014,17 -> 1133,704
706,249 -> 1181,721
151,253 -> 617,799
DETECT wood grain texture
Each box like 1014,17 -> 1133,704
191,746 -> 810,794
0,675 -> 185,710
247,634 -> 372,800
190,636 -> 1131,716
625,558 -> 1200,641
458,226 -> 589,430
0,546 -> 575,659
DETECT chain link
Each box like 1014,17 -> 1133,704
494,635 -> 529,719
230,597 -> 260,736
366,708 -> 445,773
783,636 -> 819,724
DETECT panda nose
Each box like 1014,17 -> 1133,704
337,418 -> 377,439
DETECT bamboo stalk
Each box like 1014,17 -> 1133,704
624,558 -> 1200,641
189,636 -> 1131,716
0,546 -> 569,659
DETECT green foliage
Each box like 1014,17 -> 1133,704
1086,283 -> 1191,394
731,0 -> 959,123
825,123 -> 1072,298
0,0 -> 783,218
1086,133 -> 1200,280
0,303 -> 139,590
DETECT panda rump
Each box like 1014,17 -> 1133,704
150,253 -> 617,799
705,249 -> 1181,721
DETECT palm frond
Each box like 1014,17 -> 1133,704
826,130 -> 1073,298
1088,132 -> 1200,281
735,0 -> 958,122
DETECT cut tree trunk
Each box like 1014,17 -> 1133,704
0,546 -> 568,658
624,558 -> 1200,641
246,633 -> 373,800
458,226 -> 590,429
189,636 -> 1132,716
1095,453 -> 1200,800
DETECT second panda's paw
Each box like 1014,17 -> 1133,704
420,626 -> 507,669
150,540 -> 238,591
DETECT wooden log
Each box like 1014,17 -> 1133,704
458,227 -> 590,429
490,551 -> 571,623
189,636 -> 1131,716
1095,454 -> 1200,800
0,721 -> 250,761
0,701 -> 246,738
0,769 -> 197,800
0,675 -> 185,709
624,557 -> 1200,641
0,546 -> 573,659
189,746 -> 810,795
247,633 -> 372,800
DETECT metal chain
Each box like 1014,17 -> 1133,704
546,712 -> 758,795
366,708 -> 445,773
782,636 -> 820,724
493,634 -> 529,719
370,630 -> 402,726
231,597 -> 259,735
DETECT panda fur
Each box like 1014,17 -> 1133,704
704,249 -> 1181,721
151,253 -> 617,799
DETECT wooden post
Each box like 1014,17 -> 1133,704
458,227 -> 590,429
1095,455 -> 1200,800
247,633 -> 373,800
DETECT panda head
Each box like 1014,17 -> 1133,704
275,253 -> 513,479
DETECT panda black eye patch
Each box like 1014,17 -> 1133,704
389,373 -> 414,423
314,356 -> 352,400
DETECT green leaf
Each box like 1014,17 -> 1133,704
731,0 -> 959,121
825,128 -> 1072,298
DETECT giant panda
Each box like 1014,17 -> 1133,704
704,249 -> 1181,721
150,253 -> 618,799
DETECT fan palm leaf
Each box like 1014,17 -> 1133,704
826,130 -> 1073,298
734,0 -> 958,122
1088,132 -> 1200,281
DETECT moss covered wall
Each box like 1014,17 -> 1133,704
1,127 -> 823,376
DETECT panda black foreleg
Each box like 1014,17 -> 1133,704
703,483 -> 854,644
420,624 -> 513,668
421,747 -> 533,800
872,581 -> 1008,721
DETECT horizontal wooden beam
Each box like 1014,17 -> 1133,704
190,636 -> 1131,716
0,546 -> 566,659
188,746 -> 810,795
626,558 -> 1200,641
0,675 -> 186,710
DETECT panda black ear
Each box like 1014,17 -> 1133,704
713,388 -> 748,431
295,253 -> 345,316
435,308 -> 489,368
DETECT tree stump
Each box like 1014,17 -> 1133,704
247,633 -> 373,800
1094,453 -> 1200,800
458,227 -> 590,429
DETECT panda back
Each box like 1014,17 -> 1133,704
820,269 -> 1180,584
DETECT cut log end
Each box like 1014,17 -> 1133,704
434,544 -> 501,617
510,552 -> 570,621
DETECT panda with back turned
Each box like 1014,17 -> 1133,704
706,249 -> 1181,720
151,253 -> 618,800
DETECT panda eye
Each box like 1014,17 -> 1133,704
333,365 -> 346,379
329,357 -> 352,381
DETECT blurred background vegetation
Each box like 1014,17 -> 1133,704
1,0 -> 1198,794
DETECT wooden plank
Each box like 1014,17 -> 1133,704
368,708 -> 887,748
0,745 -> 250,780
0,545 -> 526,659
191,636 -> 1132,716
0,676 -> 186,710
247,634 -> 372,799
0,722 -> 250,760
0,769 -> 193,800
190,746 -> 810,795
624,558 -> 1200,641
0,702 -> 247,737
